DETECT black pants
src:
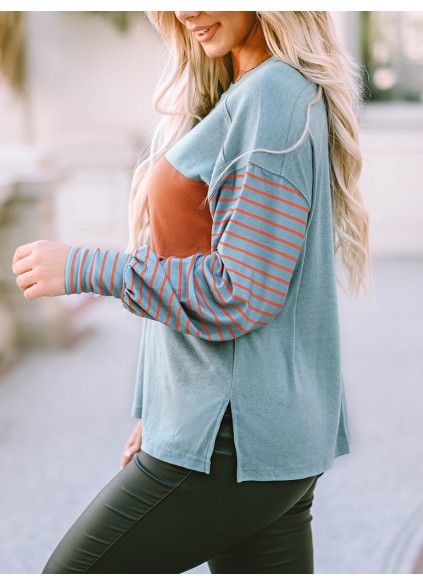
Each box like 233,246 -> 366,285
43,406 -> 322,574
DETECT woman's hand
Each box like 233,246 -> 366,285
12,240 -> 71,300
120,420 -> 142,469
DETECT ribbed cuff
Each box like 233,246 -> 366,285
65,246 -> 131,298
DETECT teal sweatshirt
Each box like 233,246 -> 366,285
65,56 -> 351,481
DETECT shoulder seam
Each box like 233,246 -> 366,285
219,160 -> 311,210
283,81 -> 315,155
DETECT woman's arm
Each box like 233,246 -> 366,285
13,163 -> 310,341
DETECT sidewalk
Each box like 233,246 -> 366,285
0,257 -> 422,574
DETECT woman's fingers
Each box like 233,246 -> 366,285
23,284 -> 44,300
13,254 -> 33,276
16,269 -> 37,291
119,421 -> 142,469
121,445 -> 133,467
120,445 -> 140,469
12,242 -> 34,267
15,274 -> 43,300
15,268 -> 46,299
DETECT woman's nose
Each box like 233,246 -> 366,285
175,12 -> 201,23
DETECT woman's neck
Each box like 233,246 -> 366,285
230,23 -> 271,83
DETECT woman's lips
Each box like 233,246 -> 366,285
194,23 -> 219,43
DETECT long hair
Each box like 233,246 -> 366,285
126,11 -> 371,298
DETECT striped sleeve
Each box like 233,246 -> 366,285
65,162 -> 310,341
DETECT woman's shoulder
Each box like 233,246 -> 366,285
259,58 -> 315,94
225,57 -> 317,116
222,57 -> 322,160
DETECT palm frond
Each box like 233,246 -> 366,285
0,11 -> 25,92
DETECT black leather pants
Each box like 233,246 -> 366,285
43,406 -> 322,574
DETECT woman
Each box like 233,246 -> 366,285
12,11 -> 370,574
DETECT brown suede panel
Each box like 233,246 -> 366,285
147,155 -> 212,259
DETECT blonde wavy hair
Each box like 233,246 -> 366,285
126,11 -> 371,298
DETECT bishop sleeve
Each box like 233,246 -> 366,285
65,162 -> 310,341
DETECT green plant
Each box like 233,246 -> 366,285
0,11 -> 25,92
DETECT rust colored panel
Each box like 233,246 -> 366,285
147,155 -> 212,259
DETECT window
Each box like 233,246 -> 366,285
361,11 -> 423,103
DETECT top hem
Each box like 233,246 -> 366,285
140,441 -> 351,483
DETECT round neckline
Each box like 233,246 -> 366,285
225,55 -> 279,95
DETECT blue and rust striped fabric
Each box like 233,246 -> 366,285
65,162 -> 309,342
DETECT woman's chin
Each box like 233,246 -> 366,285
200,44 -> 227,59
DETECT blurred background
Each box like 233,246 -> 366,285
0,11 -> 422,574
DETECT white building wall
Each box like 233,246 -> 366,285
24,12 -> 163,146
359,105 -> 423,256
0,82 -> 28,144
332,11 -> 423,257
